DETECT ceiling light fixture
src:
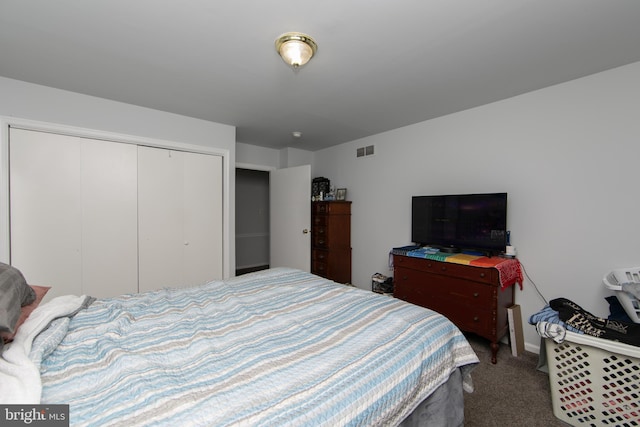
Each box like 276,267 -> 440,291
275,32 -> 317,69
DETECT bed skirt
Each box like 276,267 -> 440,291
400,368 -> 465,427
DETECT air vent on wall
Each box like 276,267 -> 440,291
356,145 -> 375,158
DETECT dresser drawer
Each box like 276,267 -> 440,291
313,201 -> 351,215
428,296 -> 494,334
395,267 -> 494,305
312,249 -> 329,263
312,259 -> 328,276
394,255 -> 497,285
313,215 -> 327,227
312,226 -> 328,248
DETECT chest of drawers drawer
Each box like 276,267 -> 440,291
393,255 -> 497,284
395,266 -> 494,306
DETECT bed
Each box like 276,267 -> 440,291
1,266 -> 478,426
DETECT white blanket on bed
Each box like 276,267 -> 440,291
0,295 -> 88,403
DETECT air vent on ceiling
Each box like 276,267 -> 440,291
356,145 -> 375,158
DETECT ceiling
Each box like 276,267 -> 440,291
1,1 -> 640,152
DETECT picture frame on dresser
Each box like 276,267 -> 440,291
336,188 -> 347,201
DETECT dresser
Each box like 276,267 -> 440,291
393,254 -> 514,363
311,201 -> 351,284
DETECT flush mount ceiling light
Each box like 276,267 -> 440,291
275,32 -> 317,69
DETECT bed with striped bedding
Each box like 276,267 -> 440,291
32,268 -> 478,426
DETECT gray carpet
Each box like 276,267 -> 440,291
463,334 -> 571,427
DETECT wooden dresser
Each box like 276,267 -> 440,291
311,201 -> 351,284
393,254 -> 514,363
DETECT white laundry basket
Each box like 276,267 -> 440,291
545,330 -> 640,426
604,267 -> 640,323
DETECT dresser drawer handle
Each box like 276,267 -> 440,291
473,292 -> 479,297
426,263 -> 432,268
479,272 -> 486,278
318,253 -> 326,260
441,266 -> 447,271
473,316 -> 479,322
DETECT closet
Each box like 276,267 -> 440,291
9,127 -> 223,300
138,146 -> 223,292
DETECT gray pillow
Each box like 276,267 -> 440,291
0,263 -> 35,334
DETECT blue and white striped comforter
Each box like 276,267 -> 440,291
33,268 -> 478,426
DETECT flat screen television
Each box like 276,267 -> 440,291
411,192 -> 507,255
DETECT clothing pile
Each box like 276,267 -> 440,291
530,297 -> 640,347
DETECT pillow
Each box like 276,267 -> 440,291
1,285 -> 50,343
0,263 -> 36,334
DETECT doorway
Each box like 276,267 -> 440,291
235,168 -> 270,276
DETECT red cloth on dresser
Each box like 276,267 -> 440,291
469,258 -> 524,290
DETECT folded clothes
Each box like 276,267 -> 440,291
528,305 -> 583,334
549,297 -> 640,347
536,321 -> 566,344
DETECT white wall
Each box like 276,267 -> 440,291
236,143 -> 313,171
0,76 -> 237,277
236,142 -> 281,170
280,147 -> 314,169
312,61 -> 640,352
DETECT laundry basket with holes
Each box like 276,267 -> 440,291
545,330 -> 640,426
604,267 -> 640,323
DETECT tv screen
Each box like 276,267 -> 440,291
411,192 -> 507,254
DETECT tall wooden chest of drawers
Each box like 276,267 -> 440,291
311,201 -> 351,284
393,254 -> 514,363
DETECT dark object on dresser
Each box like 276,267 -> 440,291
311,201 -> 351,284
393,254 -> 514,363
311,177 -> 330,198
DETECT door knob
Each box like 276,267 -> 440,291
303,229 -> 310,234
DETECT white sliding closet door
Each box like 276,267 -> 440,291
138,146 -> 223,292
182,151 -> 223,285
10,129 -> 82,297
9,128 -> 138,299
81,140 -> 138,298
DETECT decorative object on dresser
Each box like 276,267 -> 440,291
393,254 -> 521,364
311,201 -> 352,284
311,177 -> 330,201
